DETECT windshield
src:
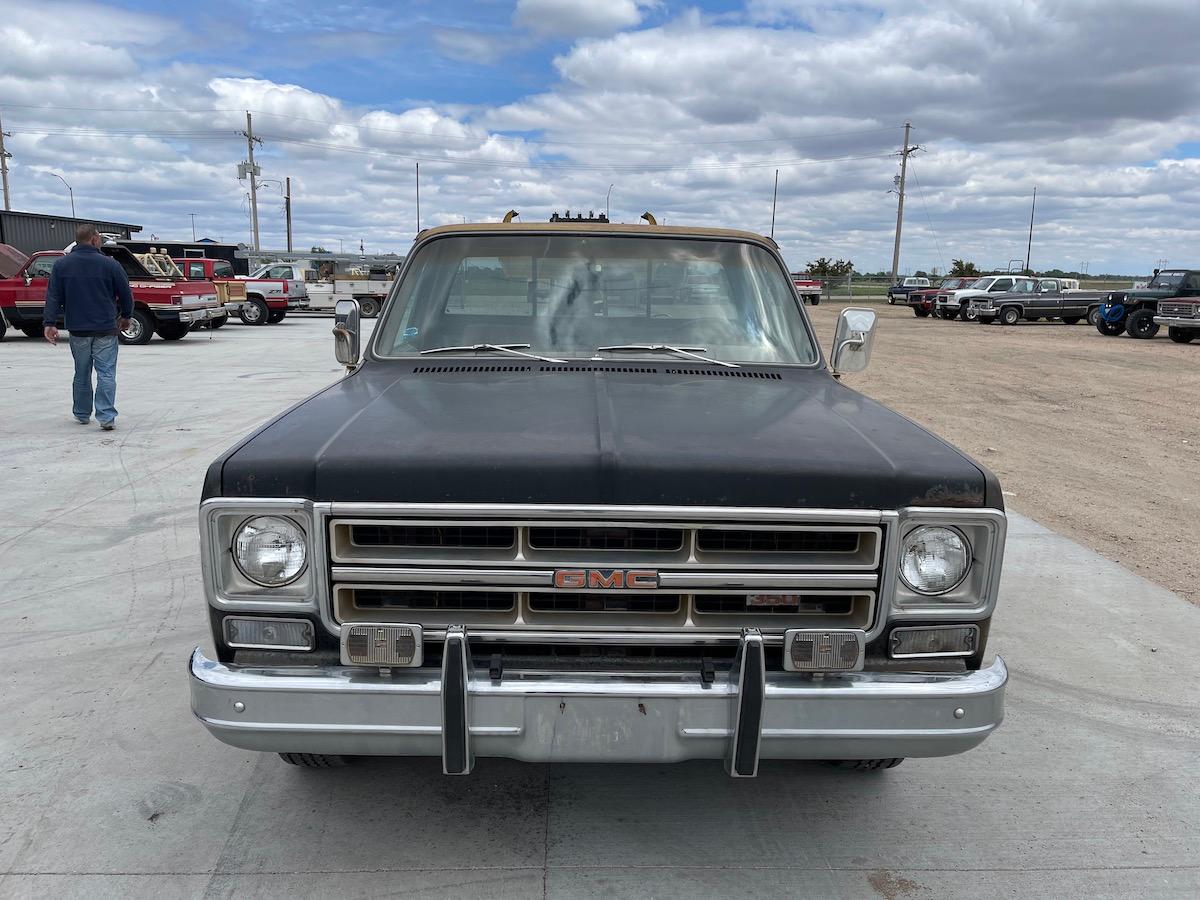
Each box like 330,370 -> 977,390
375,234 -> 818,365
1149,271 -> 1185,288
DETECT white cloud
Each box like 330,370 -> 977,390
513,0 -> 650,39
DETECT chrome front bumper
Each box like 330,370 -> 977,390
189,642 -> 1007,776
1154,316 -> 1200,328
179,306 -> 225,324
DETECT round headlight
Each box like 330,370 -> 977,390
900,526 -> 971,595
232,516 -> 307,586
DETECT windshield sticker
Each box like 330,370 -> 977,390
403,327 -> 419,338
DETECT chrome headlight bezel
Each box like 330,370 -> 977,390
200,498 -> 322,611
888,509 -> 1006,618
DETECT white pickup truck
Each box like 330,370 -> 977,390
237,263 -> 309,324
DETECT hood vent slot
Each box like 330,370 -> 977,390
665,368 -> 782,380
413,364 -> 533,373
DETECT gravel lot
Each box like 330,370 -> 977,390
1,315 -> 1197,898
809,302 -> 1200,605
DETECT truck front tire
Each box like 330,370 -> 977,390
268,309 -> 287,324
1000,306 -> 1021,326
156,322 -> 189,341
1168,327 -> 1196,344
358,297 -> 380,318
240,297 -> 269,326
119,309 -> 155,345
1125,308 -> 1159,339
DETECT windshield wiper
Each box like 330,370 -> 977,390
419,343 -> 566,363
596,344 -> 739,369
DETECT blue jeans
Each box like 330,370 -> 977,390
69,334 -> 119,423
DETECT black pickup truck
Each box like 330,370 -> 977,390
970,277 -> 1105,326
189,219 -> 1008,778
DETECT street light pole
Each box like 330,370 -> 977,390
606,183 -> 614,220
190,213 -> 197,241
51,172 -> 75,222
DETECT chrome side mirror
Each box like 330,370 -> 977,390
333,298 -> 361,371
830,307 -> 877,377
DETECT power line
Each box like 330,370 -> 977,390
905,158 -> 946,274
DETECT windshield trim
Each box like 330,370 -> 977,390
366,229 -> 825,370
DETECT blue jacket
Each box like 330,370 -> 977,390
43,244 -> 135,333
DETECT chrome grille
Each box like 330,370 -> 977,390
328,512 -> 884,638
1159,302 -> 1198,318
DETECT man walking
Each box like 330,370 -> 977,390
43,224 -> 134,430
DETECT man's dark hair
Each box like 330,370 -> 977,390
75,223 -> 100,244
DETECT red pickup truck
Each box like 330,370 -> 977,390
0,244 -> 223,344
790,273 -> 822,305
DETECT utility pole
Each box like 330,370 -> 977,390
284,177 -> 293,252
770,168 -> 779,239
1024,186 -> 1037,273
889,122 -> 915,284
189,213 -> 197,241
0,110 -> 11,211
415,162 -> 421,232
239,111 -> 263,250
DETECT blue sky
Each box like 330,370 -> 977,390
4,0 -> 1200,273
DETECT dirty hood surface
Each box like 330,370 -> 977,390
210,363 -> 995,510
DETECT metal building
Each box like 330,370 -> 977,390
0,209 -> 142,257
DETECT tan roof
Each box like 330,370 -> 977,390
416,221 -> 778,248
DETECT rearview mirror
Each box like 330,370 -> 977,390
333,298 -> 361,371
830,307 -> 877,376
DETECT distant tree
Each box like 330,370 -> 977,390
949,259 -> 980,276
805,257 -> 834,275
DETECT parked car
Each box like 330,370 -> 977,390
789,273 -> 822,305
189,217 -> 1009,777
906,277 -> 975,318
0,244 -> 223,344
970,278 -> 1105,326
237,262 -> 310,325
1153,295 -> 1200,343
1097,269 -> 1200,339
886,276 -> 931,304
934,275 -> 1020,321
174,257 -> 249,328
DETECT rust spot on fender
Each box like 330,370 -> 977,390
906,482 -> 983,508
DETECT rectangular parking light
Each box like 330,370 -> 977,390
223,616 -> 314,651
341,624 -> 424,667
783,629 -> 864,672
890,625 -> 979,658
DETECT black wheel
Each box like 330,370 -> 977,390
119,309 -> 154,345
887,295 -> 895,305
1125,308 -> 1159,340
809,296 -> 820,306
999,306 -> 1021,326
1096,319 -> 1125,336
21,324 -> 42,338
239,296 -> 269,326
826,758 -> 904,771
0,316 -> 6,340
1061,317 -> 1081,325
1168,327 -> 1196,344
268,308 -> 287,324
278,752 -> 348,768
209,314 -> 228,329
358,297 -> 380,318
1086,306 -> 1103,327
961,305 -> 977,321
914,307 -> 929,318
155,322 -> 189,341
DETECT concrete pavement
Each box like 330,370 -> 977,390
1,316 -> 1197,898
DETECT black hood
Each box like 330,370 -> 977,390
206,361 -> 998,510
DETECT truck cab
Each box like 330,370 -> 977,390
1100,269 -> 1200,339
174,257 -> 248,328
886,276 -> 931,304
189,218 -> 1008,778
0,244 -> 223,344
935,275 -> 1018,320
238,263 -> 310,325
970,278 -> 1104,326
